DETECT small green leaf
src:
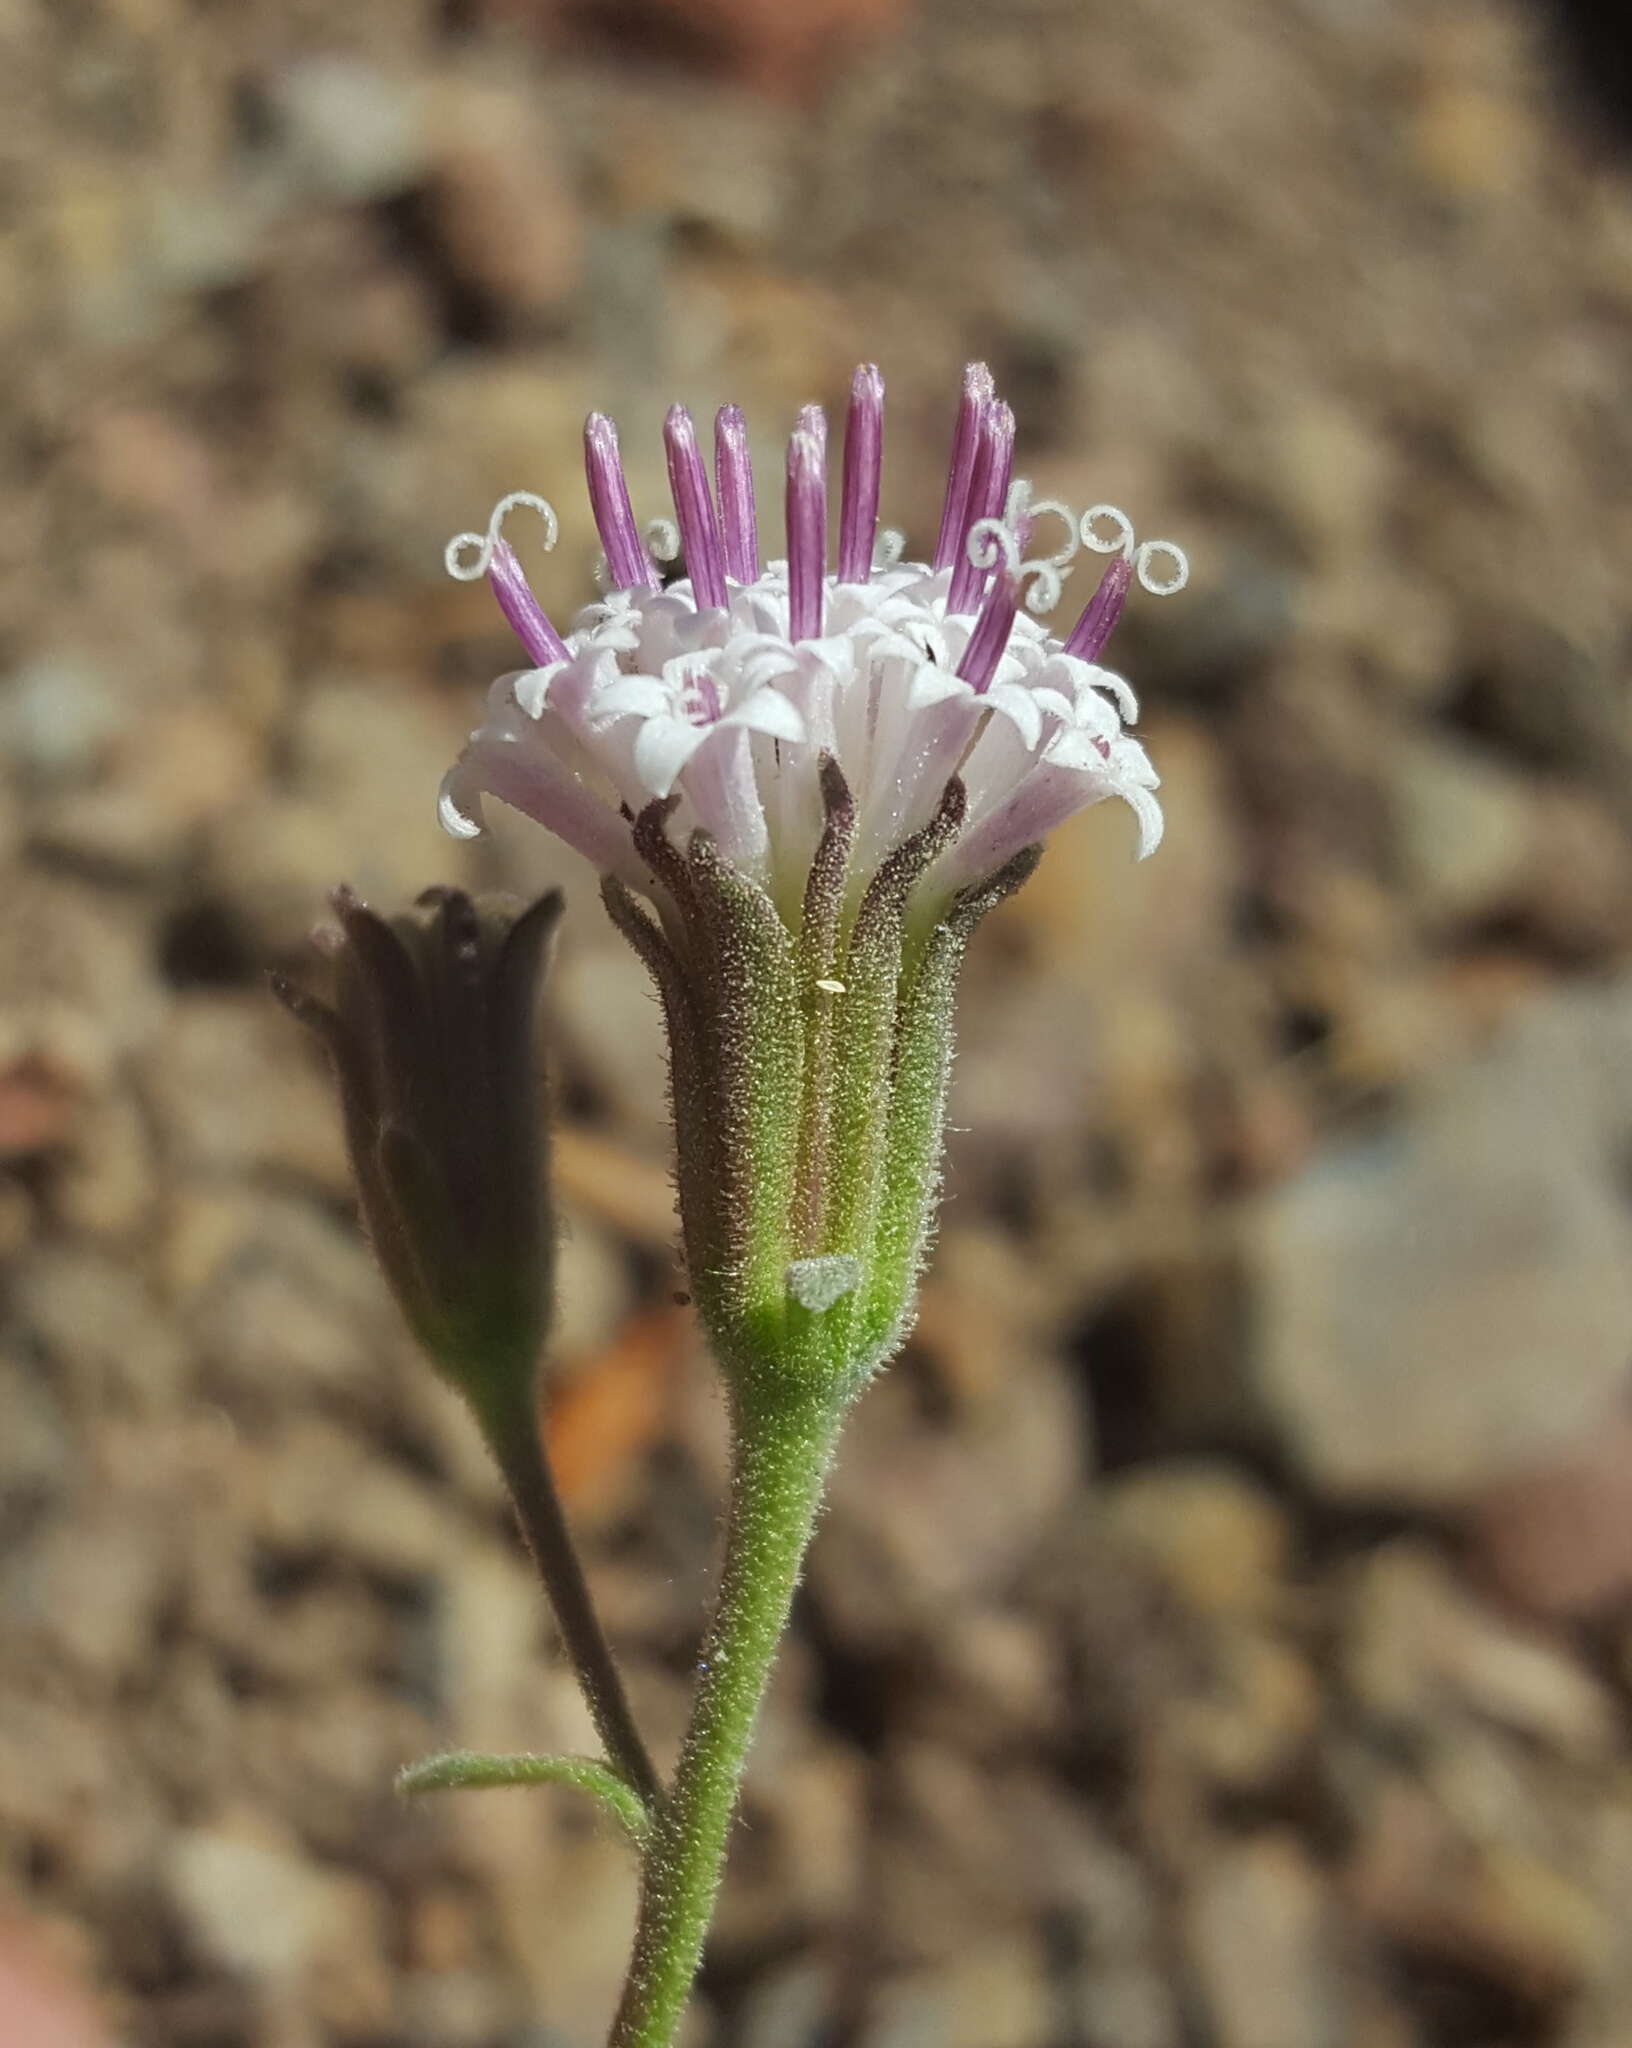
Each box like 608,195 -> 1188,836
396,1749 -> 652,1843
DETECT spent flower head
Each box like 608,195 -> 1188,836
273,885 -> 563,1411
440,364 -> 1186,1392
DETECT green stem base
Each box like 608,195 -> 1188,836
608,1380 -> 843,2048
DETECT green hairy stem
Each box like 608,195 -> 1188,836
608,1377 -> 844,2048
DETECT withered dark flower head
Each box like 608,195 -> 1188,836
272,884 -> 563,1410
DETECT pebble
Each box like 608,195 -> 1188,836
1249,989 -> 1632,1499
425,79 -> 583,317
0,659 -> 125,785
1470,1419 -> 1632,1616
858,1935 -> 1050,2048
0,1911 -> 114,2048
1344,1542 -> 1619,1762
208,679 -> 474,949
553,939 -> 674,1143
1389,733 -> 1536,927
812,1352 -> 1081,1646
164,1820 -> 330,1983
14,1245 -> 191,1410
53,1083 -> 156,1240
1166,1631 -> 1322,1792
1104,1461 -> 1293,1619
273,56 -> 426,203
178,1193 -> 388,1402
143,993 -> 348,1188
1184,1838 -> 1344,2048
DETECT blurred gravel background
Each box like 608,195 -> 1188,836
5,1 -> 1632,2043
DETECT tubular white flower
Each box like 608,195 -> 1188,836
441,366 -> 1186,921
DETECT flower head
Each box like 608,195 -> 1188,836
439,366 -> 1186,1390
440,363 -> 1185,929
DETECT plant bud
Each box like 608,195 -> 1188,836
273,885 -> 563,1413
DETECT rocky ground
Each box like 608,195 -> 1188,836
4,0 -> 1632,2042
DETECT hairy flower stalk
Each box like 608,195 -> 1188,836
441,363 -> 1186,2046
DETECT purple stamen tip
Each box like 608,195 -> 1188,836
957,571 -> 1020,694
785,429 -> 827,644
584,413 -> 659,593
933,362 -> 996,572
487,538 -> 569,667
837,363 -> 885,585
664,404 -> 728,612
714,404 -> 759,585
945,399 -> 1016,615
1064,552 -> 1134,663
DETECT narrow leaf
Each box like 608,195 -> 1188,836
396,1749 -> 651,1843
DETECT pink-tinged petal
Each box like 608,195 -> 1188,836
853,683 -> 977,860
572,604 -> 642,657
1025,683 -> 1078,728
681,721 -> 769,872
837,364 -> 884,584
594,674 -> 675,721
1090,667 -> 1140,723
762,647 -> 841,758
956,571 -> 1019,692
1123,782 -> 1165,855
905,664 -> 967,710
1031,651 -> 1128,722
1105,732 -> 1161,790
633,716 -> 706,798
486,539 -> 569,666
512,666 -> 560,719
736,639 -> 805,692
714,404 -> 760,584
1047,724 -> 1118,772
785,428 -> 827,642
945,400 -> 1016,614
537,649 -> 601,730
852,623 -> 945,676
723,688 -> 807,743
937,762 -> 1108,891
1063,552 -> 1132,662
446,738 -> 646,885
955,707 -> 1038,823
938,747 -> 1164,896
664,404 -> 727,611
979,679 -> 1044,752
933,362 -> 996,572
584,414 -> 660,592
